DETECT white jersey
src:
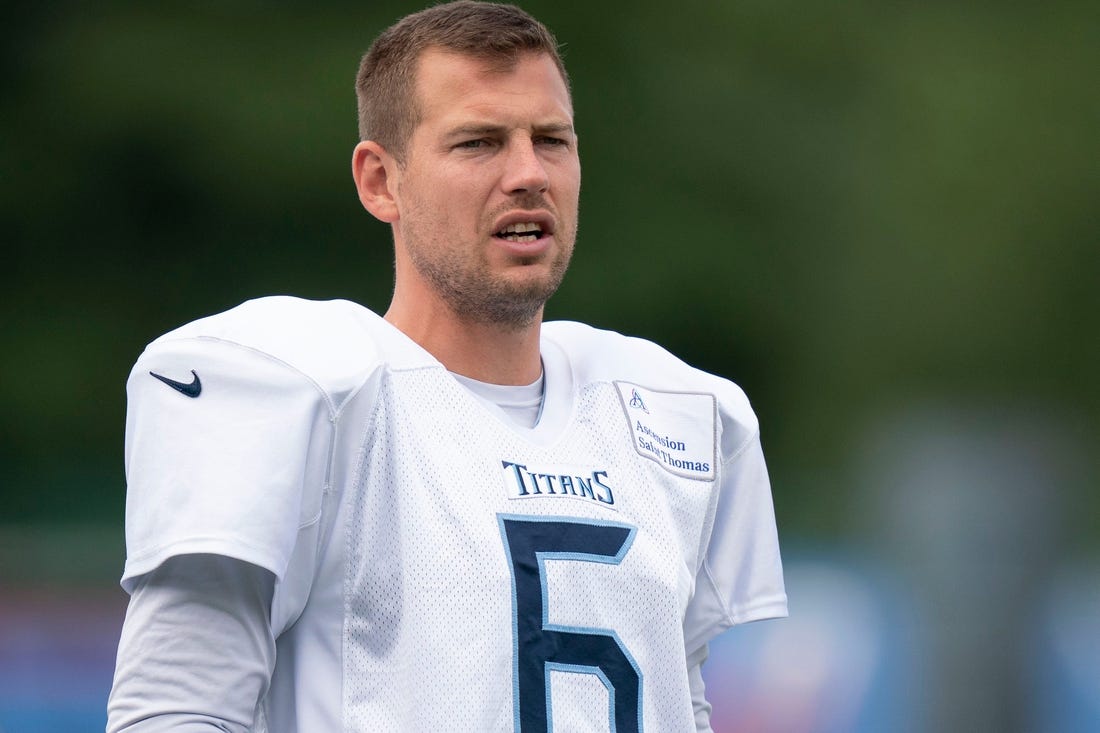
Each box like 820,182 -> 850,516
121,296 -> 786,732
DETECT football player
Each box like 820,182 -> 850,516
107,2 -> 786,731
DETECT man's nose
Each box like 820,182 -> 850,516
501,138 -> 550,195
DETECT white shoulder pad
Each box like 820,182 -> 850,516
151,296 -> 388,410
121,297 -> 390,591
542,321 -> 760,459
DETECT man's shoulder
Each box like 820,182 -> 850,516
139,296 -> 391,398
154,295 -> 381,341
543,319 -> 752,405
543,320 -> 756,427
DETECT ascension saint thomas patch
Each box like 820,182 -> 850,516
614,381 -> 717,482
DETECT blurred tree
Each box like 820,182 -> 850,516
1,1 -> 1096,539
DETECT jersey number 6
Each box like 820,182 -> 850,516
498,515 -> 642,732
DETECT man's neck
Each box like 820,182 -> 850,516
384,298 -> 544,386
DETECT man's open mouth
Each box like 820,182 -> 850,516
495,222 -> 545,243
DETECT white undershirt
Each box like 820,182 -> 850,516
450,370 -> 545,429
107,376 -> 714,732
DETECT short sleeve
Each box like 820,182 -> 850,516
682,431 -> 787,653
121,336 -> 332,593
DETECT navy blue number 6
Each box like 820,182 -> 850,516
499,515 -> 642,732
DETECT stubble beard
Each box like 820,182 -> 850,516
403,207 -> 576,331
408,236 -> 573,330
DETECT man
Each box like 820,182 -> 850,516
107,2 -> 786,731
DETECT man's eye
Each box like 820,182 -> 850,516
536,136 -> 569,148
456,139 -> 488,149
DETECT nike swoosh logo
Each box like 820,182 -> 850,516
150,370 -> 202,398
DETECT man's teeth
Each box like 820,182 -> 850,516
496,222 -> 543,242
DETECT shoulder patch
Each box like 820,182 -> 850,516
614,381 -> 717,481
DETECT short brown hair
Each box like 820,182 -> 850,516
355,1 -> 568,163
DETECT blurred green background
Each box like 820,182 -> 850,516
3,0 -> 1095,539
1,1 -> 1098,728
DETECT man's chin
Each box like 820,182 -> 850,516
450,276 -> 564,329
500,272 -> 567,308
503,254 -> 570,290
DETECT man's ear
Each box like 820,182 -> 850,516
352,141 -> 400,223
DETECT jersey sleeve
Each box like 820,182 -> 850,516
121,335 -> 332,593
682,429 -> 787,654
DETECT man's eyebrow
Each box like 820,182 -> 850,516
444,122 -> 575,138
532,122 -> 575,136
446,123 -> 508,138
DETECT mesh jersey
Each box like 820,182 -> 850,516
122,296 -> 787,732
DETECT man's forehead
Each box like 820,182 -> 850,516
412,47 -> 571,106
